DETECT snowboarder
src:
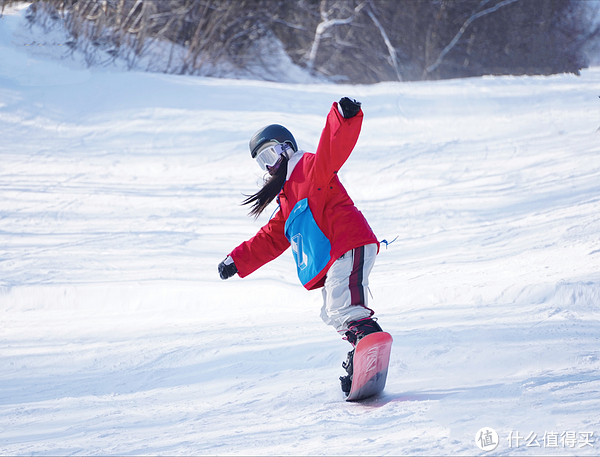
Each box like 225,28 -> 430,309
218,97 -> 384,395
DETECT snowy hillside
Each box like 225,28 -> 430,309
1,4 -> 600,455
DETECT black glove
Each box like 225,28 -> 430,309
218,256 -> 238,280
338,97 -> 362,119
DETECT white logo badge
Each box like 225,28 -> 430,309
291,234 -> 308,270
476,428 -> 499,452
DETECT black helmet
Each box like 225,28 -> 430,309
249,124 -> 298,158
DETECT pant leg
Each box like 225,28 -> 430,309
320,243 -> 378,333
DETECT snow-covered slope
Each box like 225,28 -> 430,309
1,5 -> 600,455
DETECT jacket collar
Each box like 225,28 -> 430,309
286,150 -> 305,180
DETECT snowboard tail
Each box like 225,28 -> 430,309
346,331 -> 393,402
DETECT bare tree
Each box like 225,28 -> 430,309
365,1 -> 402,81
9,0 -> 599,83
304,0 -> 366,72
422,0 -> 520,79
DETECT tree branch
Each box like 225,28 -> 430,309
306,0 -> 366,71
366,3 -> 402,81
424,0 -> 519,77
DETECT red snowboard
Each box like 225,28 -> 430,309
346,332 -> 393,401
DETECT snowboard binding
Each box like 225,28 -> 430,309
339,350 -> 354,395
344,318 -> 383,347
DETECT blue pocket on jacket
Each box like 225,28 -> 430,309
284,198 -> 331,286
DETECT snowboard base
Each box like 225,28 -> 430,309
346,331 -> 393,402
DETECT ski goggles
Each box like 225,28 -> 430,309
255,142 -> 292,172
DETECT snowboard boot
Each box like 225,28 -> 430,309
344,317 -> 383,347
339,318 -> 383,395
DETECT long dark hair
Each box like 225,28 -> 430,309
242,156 -> 288,218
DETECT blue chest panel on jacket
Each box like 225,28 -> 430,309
284,198 -> 331,286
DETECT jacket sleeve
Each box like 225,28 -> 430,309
229,208 -> 291,278
313,102 -> 363,184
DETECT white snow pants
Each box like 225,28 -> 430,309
320,244 -> 377,333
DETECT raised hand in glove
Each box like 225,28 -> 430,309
218,256 -> 238,280
338,97 -> 362,119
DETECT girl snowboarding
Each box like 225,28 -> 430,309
218,97 -> 384,395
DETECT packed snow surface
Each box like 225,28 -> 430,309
1,4 -> 600,455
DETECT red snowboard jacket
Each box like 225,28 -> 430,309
230,102 -> 379,290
